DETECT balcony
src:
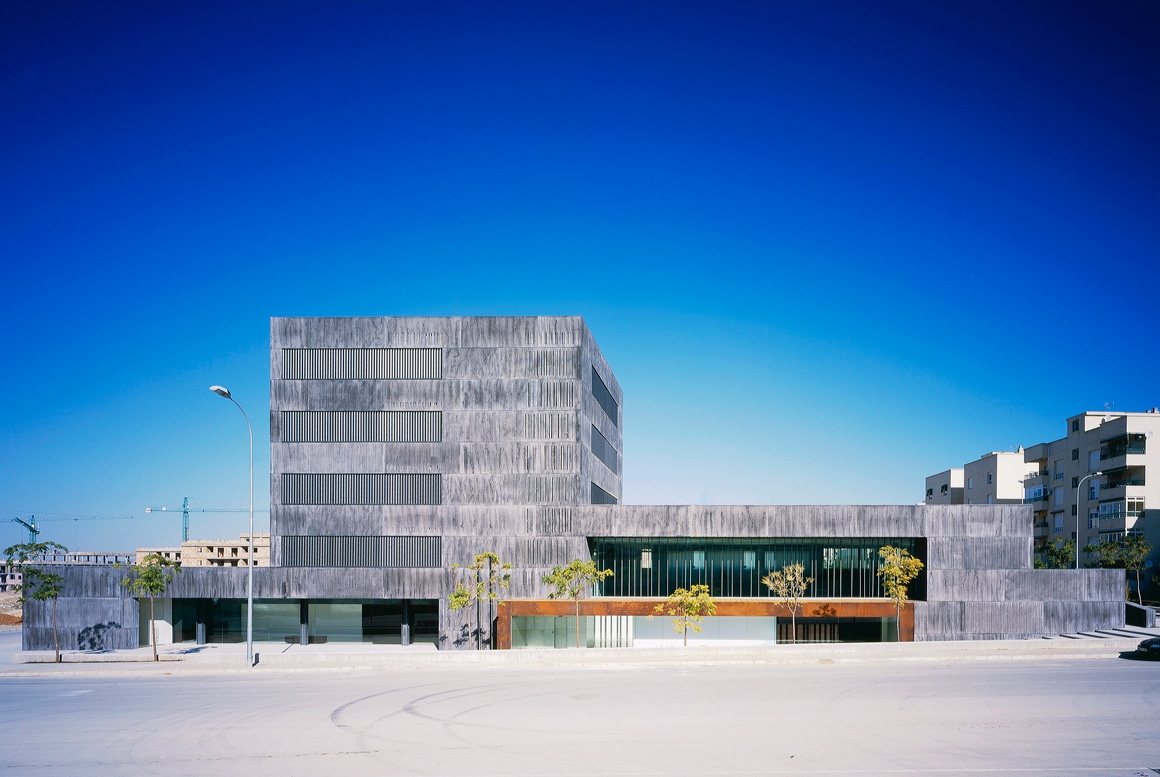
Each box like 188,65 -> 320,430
1033,521 -> 1050,538
1101,479 -> 1145,491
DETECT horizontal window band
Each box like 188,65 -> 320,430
282,348 -> 442,380
281,410 -> 442,443
282,473 -> 442,505
281,535 -> 442,568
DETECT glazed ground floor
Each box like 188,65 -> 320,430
138,598 -> 440,646
497,599 -> 914,648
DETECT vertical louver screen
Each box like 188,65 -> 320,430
281,411 -> 442,442
591,424 -> 619,474
281,535 -> 442,567
281,473 -> 442,505
282,348 -> 442,380
591,367 -> 618,426
591,481 -> 618,505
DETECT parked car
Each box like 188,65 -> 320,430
1137,637 -> 1160,660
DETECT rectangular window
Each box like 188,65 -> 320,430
591,367 -> 619,427
282,348 -> 442,380
1088,483 -> 1099,501
1072,420 -> 1079,432
641,549 -> 652,570
1072,448 -> 1079,460
281,473 -> 442,505
1088,450 -> 1100,472
967,477 -> 974,489
987,473 -> 993,484
1088,509 -> 1099,530
590,482 -> 618,505
280,535 -> 442,567
692,550 -> 706,570
940,484 -> 948,494
1054,515 -> 1064,531
1054,486 -> 1064,506
1054,461 -> 1064,480
743,551 -> 756,570
590,424 -> 619,474
281,410 -> 442,442
1071,476 -> 1078,488
987,495 -> 993,504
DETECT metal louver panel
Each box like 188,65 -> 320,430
281,473 -> 442,505
282,348 -> 442,380
281,411 -> 442,442
281,535 -> 442,567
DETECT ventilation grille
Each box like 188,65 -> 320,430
591,481 -> 618,505
521,476 -> 578,504
282,473 -> 442,505
591,424 -> 618,474
523,412 -> 575,440
591,367 -> 618,426
282,348 -> 442,380
281,410 -> 442,443
281,535 -> 442,567
525,349 -> 579,377
530,381 -> 577,408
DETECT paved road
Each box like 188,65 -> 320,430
2,649 -> 1159,776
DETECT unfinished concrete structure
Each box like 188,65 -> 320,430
25,317 -> 1125,651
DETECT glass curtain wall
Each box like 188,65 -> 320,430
589,537 -> 921,599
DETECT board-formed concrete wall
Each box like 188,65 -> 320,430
23,317 -> 1127,649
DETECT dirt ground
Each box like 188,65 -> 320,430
0,592 -> 21,624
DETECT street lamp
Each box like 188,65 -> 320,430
1074,470 -> 1103,574
209,385 -> 254,666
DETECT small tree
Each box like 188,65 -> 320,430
877,546 -> 923,642
653,584 -> 717,647
542,559 -> 613,648
762,563 -> 813,644
1083,535 -> 1152,606
1039,538 -> 1075,570
448,552 -> 512,649
120,553 -> 181,662
5,542 -> 68,662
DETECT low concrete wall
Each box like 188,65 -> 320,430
22,597 -> 138,651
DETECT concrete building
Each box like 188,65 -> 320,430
1023,410 -> 1159,572
925,469 -> 963,505
926,409 -> 1159,599
135,534 -> 271,567
25,317 -> 1127,652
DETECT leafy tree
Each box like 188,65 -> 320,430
119,553 -> 181,662
653,584 -> 717,647
1083,535 -> 1152,606
5,542 -> 68,662
877,546 -> 924,642
448,552 -> 512,649
542,559 -> 613,648
1039,538 -> 1075,570
762,563 -> 813,644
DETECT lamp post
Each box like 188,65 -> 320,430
1074,471 -> 1103,572
210,385 -> 254,666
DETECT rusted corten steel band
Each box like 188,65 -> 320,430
495,598 -> 915,649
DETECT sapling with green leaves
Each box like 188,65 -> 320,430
762,562 -> 813,644
877,545 -> 923,642
119,553 -> 181,662
542,559 -> 613,648
652,584 -> 717,647
5,541 -> 68,662
449,552 -> 512,649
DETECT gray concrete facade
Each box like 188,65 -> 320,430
25,316 -> 1126,649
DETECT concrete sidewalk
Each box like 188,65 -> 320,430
5,625 -> 1158,676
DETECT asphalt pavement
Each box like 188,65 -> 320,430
2,637 -> 1158,777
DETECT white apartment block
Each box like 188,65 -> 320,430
136,533 -> 271,567
925,408 -> 1159,589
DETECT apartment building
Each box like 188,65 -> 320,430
924,468 -> 963,505
927,409 -> 1159,595
1024,411 -> 1159,560
135,534 -> 271,567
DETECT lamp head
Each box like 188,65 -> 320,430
1092,470 -> 1103,476
209,385 -> 232,399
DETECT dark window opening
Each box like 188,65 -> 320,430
591,482 -> 618,505
591,367 -> 619,427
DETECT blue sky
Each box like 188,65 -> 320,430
2,1 -> 1158,551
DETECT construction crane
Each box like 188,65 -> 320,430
145,496 -> 269,542
8,513 -> 133,544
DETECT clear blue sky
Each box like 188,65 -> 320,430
2,1 -> 1158,551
